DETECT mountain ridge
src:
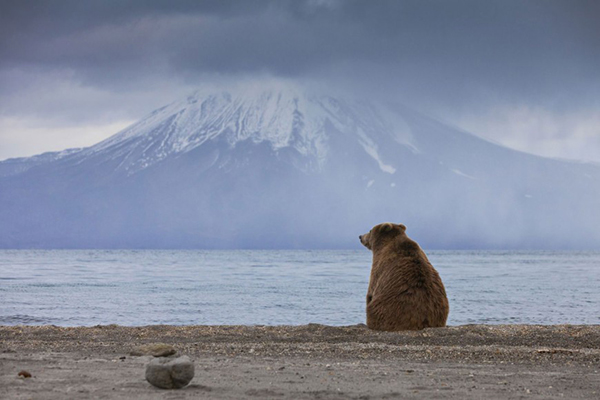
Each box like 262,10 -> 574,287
1,86 -> 599,249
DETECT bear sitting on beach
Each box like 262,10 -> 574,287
359,223 -> 449,331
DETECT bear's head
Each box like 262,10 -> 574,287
359,222 -> 407,250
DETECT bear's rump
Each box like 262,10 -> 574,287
367,288 -> 436,330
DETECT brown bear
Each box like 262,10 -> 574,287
359,222 -> 449,331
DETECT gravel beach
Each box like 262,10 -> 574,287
1,324 -> 599,399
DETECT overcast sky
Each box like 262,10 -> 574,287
1,0 -> 599,162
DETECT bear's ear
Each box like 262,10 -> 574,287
381,222 -> 394,232
398,224 -> 407,232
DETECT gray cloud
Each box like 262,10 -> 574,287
1,0 -> 599,160
3,1 -> 598,98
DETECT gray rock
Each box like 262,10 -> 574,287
130,343 -> 176,357
145,355 -> 194,389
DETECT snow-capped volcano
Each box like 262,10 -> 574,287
1,83 -> 599,249
81,84 -> 414,176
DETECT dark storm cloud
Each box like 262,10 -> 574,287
1,0 -> 599,108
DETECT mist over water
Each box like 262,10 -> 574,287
1,250 -> 599,326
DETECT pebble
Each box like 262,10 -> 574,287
18,370 -> 32,378
130,344 -> 176,357
145,355 -> 194,389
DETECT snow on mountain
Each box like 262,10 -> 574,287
0,148 -> 82,178
80,84 -> 415,175
1,83 -> 599,249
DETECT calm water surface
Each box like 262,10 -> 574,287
0,250 -> 598,326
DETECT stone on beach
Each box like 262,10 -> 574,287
130,343 -> 176,357
145,355 -> 194,389
17,370 -> 32,378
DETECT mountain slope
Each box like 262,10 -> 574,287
1,85 -> 599,249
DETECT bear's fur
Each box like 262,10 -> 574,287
359,222 -> 449,331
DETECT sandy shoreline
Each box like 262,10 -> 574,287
1,324 -> 599,399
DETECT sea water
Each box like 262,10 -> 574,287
0,250 -> 599,327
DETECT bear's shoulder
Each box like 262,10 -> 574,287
393,234 -> 422,255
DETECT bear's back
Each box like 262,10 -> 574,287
367,235 -> 449,331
